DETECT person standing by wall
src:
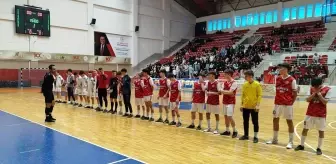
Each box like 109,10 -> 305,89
41,65 -> 57,122
97,68 -> 108,112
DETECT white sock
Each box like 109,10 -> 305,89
165,112 -> 169,119
207,120 -> 210,129
191,119 -> 195,124
318,138 -> 324,148
274,131 -> 279,140
146,112 -> 149,117
233,127 -> 237,132
254,132 -> 258,138
215,121 -> 219,130
137,110 -> 140,115
178,117 -> 181,122
151,113 -> 154,118
226,127 -> 230,132
301,136 -> 306,146
199,120 -> 202,126
289,133 -> 294,142
173,116 -> 176,122
159,112 -> 162,118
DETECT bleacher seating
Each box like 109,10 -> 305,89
255,21 -> 326,52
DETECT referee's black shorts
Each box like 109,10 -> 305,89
110,90 -> 118,99
43,91 -> 54,103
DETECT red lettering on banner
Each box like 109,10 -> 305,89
34,53 -> 42,58
106,57 -> 111,62
73,56 -> 80,60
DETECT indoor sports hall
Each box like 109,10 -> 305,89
1,0 -> 336,163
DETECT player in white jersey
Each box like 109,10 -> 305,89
73,72 -> 80,106
85,71 -> 96,109
53,72 -> 64,103
78,71 -> 88,107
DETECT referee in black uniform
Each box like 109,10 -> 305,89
121,68 -> 132,117
41,64 -> 57,122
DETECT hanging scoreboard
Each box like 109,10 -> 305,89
15,5 -> 50,37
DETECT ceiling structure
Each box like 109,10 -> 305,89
174,0 -> 292,18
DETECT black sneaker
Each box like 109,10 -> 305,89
187,124 -> 195,129
253,137 -> 259,143
232,131 -> 238,138
239,136 -> 249,140
163,119 -> 169,124
62,101 -> 67,104
176,122 -> 182,127
91,106 -> 94,109
294,145 -> 305,151
135,115 -> 141,118
95,107 -> 100,111
78,104 -> 83,107
103,110 -> 108,113
196,125 -> 202,130
50,116 -> 56,121
169,121 -> 176,126
85,106 -> 91,109
155,118 -> 163,122
145,117 -> 150,120
141,116 -> 146,120
128,114 -> 133,118
74,103 -> 78,106
149,118 -> 154,121
316,148 -> 322,155
123,114 -> 129,117
112,110 -> 117,114
45,117 -> 55,122
220,131 -> 231,136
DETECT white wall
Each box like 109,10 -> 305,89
0,0 -> 195,67
196,0 -> 325,33
136,0 -> 196,64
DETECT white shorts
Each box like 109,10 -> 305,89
304,116 -> 326,131
53,87 -> 62,93
74,88 -> 79,95
80,88 -> 87,96
206,104 -> 220,114
223,104 -> 235,116
191,103 -> 205,113
144,95 -> 152,102
273,105 -> 293,120
135,98 -> 144,106
170,102 -> 180,110
158,97 -> 169,106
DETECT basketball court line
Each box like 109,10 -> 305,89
294,120 -> 336,163
108,158 -> 131,164
0,109 -> 146,164
328,121 -> 336,129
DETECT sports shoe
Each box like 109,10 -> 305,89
232,131 -> 238,138
78,104 -> 83,107
239,136 -> 249,140
294,145 -> 304,151
187,124 -> 195,129
103,110 -> 108,113
176,122 -> 182,127
169,121 -> 176,126
286,142 -> 293,149
155,118 -> 163,123
213,130 -> 219,134
128,114 -> 133,118
149,118 -> 154,122
196,125 -> 202,130
220,131 -> 231,136
123,113 -> 129,117
203,128 -> 211,132
163,119 -> 169,124
62,101 -> 67,103
253,137 -> 258,143
141,116 -> 146,120
118,111 -> 123,115
45,117 -> 55,122
145,117 -> 150,120
135,115 -> 141,118
266,139 -> 278,145
316,148 -> 322,155
85,106 -> 91,109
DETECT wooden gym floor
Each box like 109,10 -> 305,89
0,88 -> 336,164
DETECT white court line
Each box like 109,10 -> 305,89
108,158 -> 130,164
328,121 -> 336,130
1,122 -> 32,127
19,149 -> 40,154
0,109 -> 146,164
294,120 -> 336,163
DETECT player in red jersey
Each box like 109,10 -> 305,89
141,69 -> 155,121
204,71 -> 222,134
167,73 -> 182,127
156,70 -> 170,123
134,73 -> 146,118
220,69 -> 238,138
295,77 -> 331,155
266,63 -> 298,149
187,73 -> 206,130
